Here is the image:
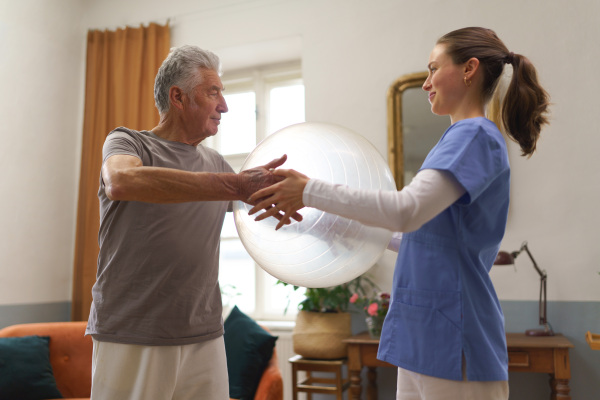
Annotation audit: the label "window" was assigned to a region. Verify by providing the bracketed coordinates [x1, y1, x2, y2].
[207, 62, 306, 320]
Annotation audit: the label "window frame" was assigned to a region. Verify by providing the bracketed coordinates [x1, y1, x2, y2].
[211, 61, 305, 321]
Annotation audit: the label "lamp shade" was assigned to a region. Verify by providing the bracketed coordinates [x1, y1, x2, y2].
[494, 251, 515, 266]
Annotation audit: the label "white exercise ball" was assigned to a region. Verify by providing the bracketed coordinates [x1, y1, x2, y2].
[233, 122, 396, 288]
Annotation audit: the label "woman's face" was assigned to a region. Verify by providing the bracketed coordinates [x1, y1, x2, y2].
[422, 44, 467, 119]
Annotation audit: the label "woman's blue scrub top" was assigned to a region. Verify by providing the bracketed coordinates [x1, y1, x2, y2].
[377, 117, 510, 381]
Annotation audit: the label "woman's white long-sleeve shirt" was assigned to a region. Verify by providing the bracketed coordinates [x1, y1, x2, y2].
[302, 169, 466, 252]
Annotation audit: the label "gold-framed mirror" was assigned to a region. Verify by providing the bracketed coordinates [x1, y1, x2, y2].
[387, 71, 449, 188]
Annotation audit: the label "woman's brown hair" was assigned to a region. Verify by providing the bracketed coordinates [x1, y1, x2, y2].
[437, 27, 550, 156]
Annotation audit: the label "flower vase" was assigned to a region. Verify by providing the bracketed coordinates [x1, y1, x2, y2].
[365, 315, 384, 339]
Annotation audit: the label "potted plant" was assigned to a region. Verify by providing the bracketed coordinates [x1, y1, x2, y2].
[279, 275, 378, 359]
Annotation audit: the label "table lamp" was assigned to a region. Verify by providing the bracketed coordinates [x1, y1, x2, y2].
[494, 241, 554, 336]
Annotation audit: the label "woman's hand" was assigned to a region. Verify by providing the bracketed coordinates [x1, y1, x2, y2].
[248, 168, 310, 230]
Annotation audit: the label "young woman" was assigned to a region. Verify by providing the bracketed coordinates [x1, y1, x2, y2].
[249, 27, 549, 400]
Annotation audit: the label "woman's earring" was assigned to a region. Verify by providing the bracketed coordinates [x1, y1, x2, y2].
[464, 76, 472, 87]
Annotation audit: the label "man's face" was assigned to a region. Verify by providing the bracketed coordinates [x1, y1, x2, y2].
[184, 69, 228, 141]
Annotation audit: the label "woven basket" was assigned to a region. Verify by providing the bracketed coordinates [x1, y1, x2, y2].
[292, 311, 352, 359]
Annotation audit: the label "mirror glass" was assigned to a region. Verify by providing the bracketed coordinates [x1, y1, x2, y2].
[402, 86, 449, 184]
[387, 72, 450, 187]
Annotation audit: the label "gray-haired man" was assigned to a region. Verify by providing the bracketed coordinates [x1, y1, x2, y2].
[86, 45, 288, 399]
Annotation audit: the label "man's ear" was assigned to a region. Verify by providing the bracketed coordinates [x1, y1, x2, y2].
[169, 86, 185, 111]
[464, 57, 480, 81]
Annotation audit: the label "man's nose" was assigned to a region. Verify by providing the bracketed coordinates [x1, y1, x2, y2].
[218, 95, 228, 113]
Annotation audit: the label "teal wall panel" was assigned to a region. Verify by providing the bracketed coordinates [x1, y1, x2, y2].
[0, 302, 71, 330]
[1, 300, 598, 398]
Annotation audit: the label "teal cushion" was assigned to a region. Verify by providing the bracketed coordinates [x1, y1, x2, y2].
[0, 335, 63, 400]
[224, 306, 278, 400]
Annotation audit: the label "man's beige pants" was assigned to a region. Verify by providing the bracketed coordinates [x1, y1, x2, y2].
[91, 336, 229, 400]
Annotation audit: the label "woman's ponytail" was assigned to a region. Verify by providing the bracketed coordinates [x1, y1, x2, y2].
[502, 54, 550, 157]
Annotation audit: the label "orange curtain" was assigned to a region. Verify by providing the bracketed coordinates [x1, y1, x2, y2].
[71, 23, 170, 321]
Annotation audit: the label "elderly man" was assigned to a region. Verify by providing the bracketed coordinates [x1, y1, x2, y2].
[86, 45, 287, 399]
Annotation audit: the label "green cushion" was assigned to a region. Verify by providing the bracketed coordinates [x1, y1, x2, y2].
[224, 306, 277, 400]
[0, 335, 63, 400]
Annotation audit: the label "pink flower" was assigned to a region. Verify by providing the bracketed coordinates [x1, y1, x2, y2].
[349, 293, 359, 304]
[367, 302, 379, 316]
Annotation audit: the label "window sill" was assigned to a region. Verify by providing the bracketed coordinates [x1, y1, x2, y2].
[257, 319, 295, 332]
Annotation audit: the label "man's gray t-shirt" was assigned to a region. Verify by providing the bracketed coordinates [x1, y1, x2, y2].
[86, 127, 234, 346]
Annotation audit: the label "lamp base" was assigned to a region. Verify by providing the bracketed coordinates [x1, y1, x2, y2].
[525, 324, 554, 336]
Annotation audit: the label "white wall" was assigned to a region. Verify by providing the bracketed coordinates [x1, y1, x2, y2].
[80, 0, 600, 302]
[2, 0, 599, 309]
[0, 0, 85, 305]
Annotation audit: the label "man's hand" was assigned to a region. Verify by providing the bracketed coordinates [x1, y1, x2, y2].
[237, 155, 288, 201]
[238, 155, 303, 224]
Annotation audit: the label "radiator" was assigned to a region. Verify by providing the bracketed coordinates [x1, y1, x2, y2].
[270, 327, 295, 400]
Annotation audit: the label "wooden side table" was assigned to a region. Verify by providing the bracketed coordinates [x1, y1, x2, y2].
[343, 332, 574, 400]
[289, 355, 350, 400]
[506, 333, 574, 400]
[342, 333, 394, 400]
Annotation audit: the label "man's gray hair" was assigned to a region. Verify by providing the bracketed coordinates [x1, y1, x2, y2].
[154, 45, 222, 115]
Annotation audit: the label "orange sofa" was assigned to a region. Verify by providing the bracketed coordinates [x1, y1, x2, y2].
[0, 321, 283, 400]
[0, 321, 91, 399]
